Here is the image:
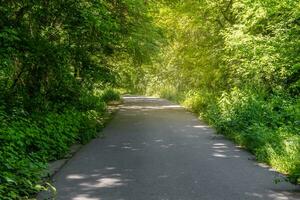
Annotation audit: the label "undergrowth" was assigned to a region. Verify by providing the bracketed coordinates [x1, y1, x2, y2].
[153, 87, 300, 184]
[0, 89, 120, 199]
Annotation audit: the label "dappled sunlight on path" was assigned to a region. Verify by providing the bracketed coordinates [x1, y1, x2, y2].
[38, 96, 300, 200]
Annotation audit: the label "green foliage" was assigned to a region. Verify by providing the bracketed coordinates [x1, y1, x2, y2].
[0, 0, 154, 198]
[0, 104, 106, 199]
[1, 0, 300, 199]
[79, 91, 107, 112]
[212, 89, 300, 184]
[183, 91, 215, 115]
[78, 109, 107, 144]
[100, 88, 121, 103]
[139, 0, 300, 184]
[0, 0, 153, 113]
[149, 86, 181, 102]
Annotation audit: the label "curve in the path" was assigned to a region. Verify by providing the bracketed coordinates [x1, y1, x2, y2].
[38, 96, 300, 200]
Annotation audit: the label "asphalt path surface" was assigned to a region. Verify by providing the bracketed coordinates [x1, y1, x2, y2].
[38, 96, 300, 200]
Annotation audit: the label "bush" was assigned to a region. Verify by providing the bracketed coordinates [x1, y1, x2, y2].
[0, 96, 108, 199]
[157, 86, 181, 102]
[154, 85, 300, 184]
[79, 92, 107, 112]
[78, 110, 105, 144]
[182, 91, 213, 114]
[200, 87, 300, 184]
[0, 116, 47, 199]
[100, 88, 121, 103]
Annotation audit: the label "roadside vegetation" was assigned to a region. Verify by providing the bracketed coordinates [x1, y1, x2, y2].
[140, 0, 300, 184]
[0, 1, 157, 199]
[0, 0, 299, 199]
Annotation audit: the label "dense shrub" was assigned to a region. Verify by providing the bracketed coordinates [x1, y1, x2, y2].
[1, 1, 299, 199]
[100, 88, 121, 103]
[79, 92, 107, 112]
[158, 86, 181, 102]
[0, 94, 108, 199]
[140, 0, 300, 184]
[0, 0, 152, 198]
[156, 87, 300, 184]
[183, 91, 214, 115]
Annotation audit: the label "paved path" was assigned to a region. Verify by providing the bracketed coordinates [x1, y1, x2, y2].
[39, 96, 300, 200]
